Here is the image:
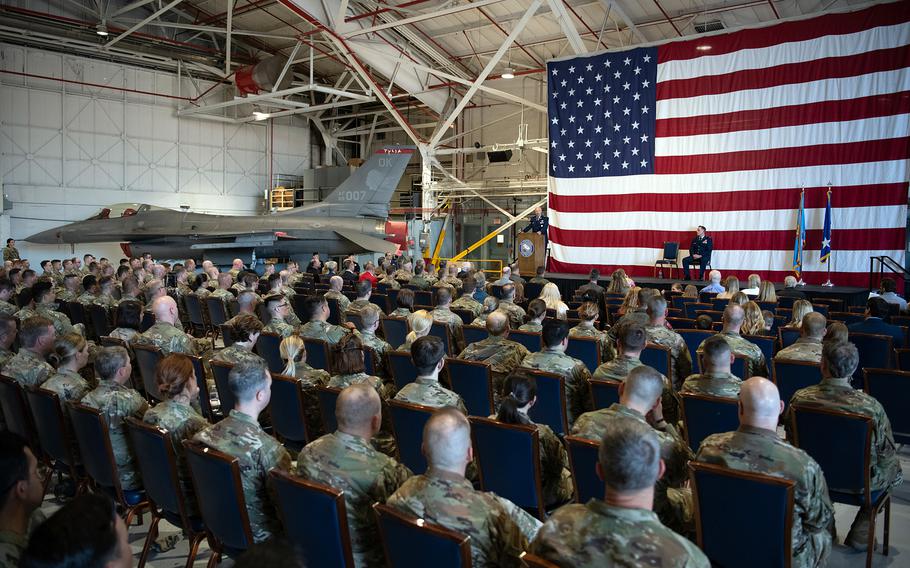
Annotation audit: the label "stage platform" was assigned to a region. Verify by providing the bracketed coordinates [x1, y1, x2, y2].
[544, 272, 870, 309]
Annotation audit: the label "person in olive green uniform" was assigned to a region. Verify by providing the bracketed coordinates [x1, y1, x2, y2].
[42, 333, 91, 405]
[573, 365, 695, 538]
[0, 317, 17, 369]
[2, 316, 56, 389]
[568, 301, 615, 364]
[681, 334, 742, 400]
[408, 265, 431, 291]
[0, 432, 45, 568]
[133, 296, 208, 358]
[450, 276, 482, 319]
[32, 281, 82, 337]
[529, 418, 709, 567]
[696, 304, 766, 378]
[193, 360, 292, 543]
[280, 335, 331, 440]
[497, 283, 527, 330]
[354, 304, 392, 379]
[520, 320, 593, 427]
[430, 288, 465, 353]
[518, 298, 546, 333]
[213, 313, 265, 366]
[325, 276, 351, 321]
[775, 312, 826, 363]
[697, 377, 833, 568]
[299, 296, 352, 346]
[345, 280, 374, 319]
[471, 296, 500, 328]
[0, 279, 17, 316]
[81, 346, 149, 491]
[261, 294, 297, 338]
[788, 342, 903, 551]
[2, 239, 20, 262]
[457, 311, 529, 410]
[296, 384, 412, 568]
[395, 336, 466, 413]
[387, 409, 542, 567]
[645, 296, 693, 389]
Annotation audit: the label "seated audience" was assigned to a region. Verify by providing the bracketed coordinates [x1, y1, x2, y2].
[345, 280, 373, 317]
[324, 275, 351, 314]
[823, 321, 848, 346]
[696, 305, 766, 378]
[756, 280, 778, 303]
[644, 296, 692, 389]
[0, 316, 16, 368]
[740, 300, 766, 336]
[430, 288, 465, 352]
[683, 284, 699, 298]
[569, 301, 614, 363]
[701, 270, 724, 294]
[778, 275, 807, 299]
[606, 269, 631, 296]
[538, 282, 568, 320]
[874, 277, 906, 311]
[450, 276, 482, 318]
[457, 311, 530, 409]
[299, 296, 351, 345]
[716, 276, 739, 300]
[741, 273, 761, 296]
[576, 269, 603, 298]
[279, 335, 331, 438]
[497, 283, 526, 330]
[329, 333, 391, 399]
[108, 300, 142, 343]
[262, 294, 297, 338]
[783, 299, 814, 331]
[395, 336, 465, 412]
[471, 296, 500, 327]
[356, 304, 392, 377]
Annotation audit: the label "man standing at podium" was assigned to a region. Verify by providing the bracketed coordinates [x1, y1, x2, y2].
[682, 226, 713, 280]
[522, 206, 549, 244]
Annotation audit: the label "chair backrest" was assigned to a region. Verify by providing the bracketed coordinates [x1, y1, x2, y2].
[316, 386, 342, 434]
[849, 332, 894, 381]
[381, 317, 409, 349]
[672, 296, 698, 311]
[254, 332, 285, 373]
[685, 302, 713, 319]
[269, 374, 312, 446]
[67, 402, 120, 491]
[302, 338, 332, 373]
[523, 282, 545, 302]
[24, 387, 76, 469]
[452, 309, 474, 326]
[206, 297, 229, 327]
[220, 324, 236, 347]
[414, 290, 433, 307]
[589, 379, 621, 410]
[730, 354, 750, 381]
[524, 370, 569, 436]
[132, 344, 164, 401]
[387, 399, 435, 474]
[743, 335, 773, 373]
[564, 435, 602, 504]
[711, 298, 729, 311]
[508, 329, 542, 352]
[0, 376, 35, 442]
[429, 322, 454, 356]
[469, 417, 544, 519]
[521, 553, 560, 568]
[565, 336, 600, 373]
[689, 462, 794, 568]
[445, 359, 493, 417]
[696, 310, 724, 323]
[680, 393, 740, 452]
[829, 311, 864, 326]
[897, 348, 910, 372]
[370, 294, 389, 315]
[864, 368, 910, 445]
[790, 406, 873, 500]
[89, 304, 113, 338]
[388, 351, 419, 391]
[125, 417, 185, 519]
[666, 317, 696, 330]
[778, 328, 801, 350]
[374, 503, 472, 568]
[461, 326, 489, 346]
[326, 298, 341, 325]
[640, 343, 671, 376]
[346, 312, 364, 331]
[269, 470, 355, 568]
[677, 330, 715, 373]
[66, 301, 86, 326]
[209, 360, 236, 415]
[772, 359, 822, 408]
[183, 440, 254, 552]
[662, 241, 679, 260]
[140, 311, 156, 332]
[183, 294, 206, 328]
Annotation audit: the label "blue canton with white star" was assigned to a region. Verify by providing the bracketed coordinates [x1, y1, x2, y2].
[548, 47, 657, 178]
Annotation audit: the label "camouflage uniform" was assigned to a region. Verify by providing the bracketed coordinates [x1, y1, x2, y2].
[394, 377, 467, 413]
[697, 331, 766, 378]
[176, 283, 193, 298]
[441, 276, 463, 291]
[457, 336, 530, 409]
[346, 299, 373, 317]
[262, 316, 296, 338]
[325, 290, 351, 316]
[133, 321, 195, 356]
[14, 307, 37, 321]
[0, 511, 43, 568]
[142, 400, 209, 516]
[518, 322, 542, 333]
[76, 291, 97, 306]
[529, 500, 709, 568]
[391, 268, 412, 282]
[42, 368, 90, 404]
[508, 412, 574, 506]
[430, 306, 464, 352]
[36, 304, 80, 337]
[498, 300, 527, 330]
[646, 324, 693, 389]
[788, 378, 903, 492]
[296, 431, 412, 567]
[193, 287, 211, 300]
[697, 425, 834, 568]
[571, 402, 694, 537]
[93, 294, 118, 309]
[290, 365, 331, 439]
[389, 308, 411, 318]
[108, 327, 139, 343]
[55, 289, 78, 304]
[193, 410, 292, 543]
[388, 468, 542, 567]
[213, 345, 265, 366]
[529, 277, 551, 286]
[357, 330, 392, 378]
[681, 371, 742, 400]
[408, 275, 431, 290]
[0, 300, 16, 316]
[2, 349, 55, 387]
[593, 355, 681, 426]
[299, 320, 350, 346]
[329, 372, 393, 400]
[379, 276, 401, 290]
[569, 321, 616, 363]
[0, 348, 14, 369]
[210, 288, 234, 303]
[521, 348, 593, 427]
[775, 337, 823, 364]
[81, 380, 149, 491]
[450, 294, 482, 319]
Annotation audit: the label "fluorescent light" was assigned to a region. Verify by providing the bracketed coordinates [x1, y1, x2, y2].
[501, 67, 515, 79]
[696, 45, 712, 51]
[252, 111, 271, 121]
[96, 23, 109, 36]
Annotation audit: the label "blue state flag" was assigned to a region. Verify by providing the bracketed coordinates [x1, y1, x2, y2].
[820, 189, 832, 263]
[792, 190, 806, 276]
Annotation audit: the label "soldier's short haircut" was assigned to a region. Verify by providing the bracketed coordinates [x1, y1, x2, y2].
[638, 288, 660, 305]
[0, 315, 16, 338]
[264, 294, 286, 313]
[21, 269, 35, 281]
[94, 346, 130, 382]
[0, 278, 12, 294]
[577, 302, 598, 321]
[501, 283, 516, 300]
[236, 290, 258, 311]
[485, 310, 510, 336]
[355, 279, 372, 298]
[242, 273, 259, 288]
[460, 276, 476, 294]
[542, 319, 570, 348]
[867, 296, 891, 319]
[723, 304, 745, 326]
[228, 359, 269, 402]
[537, 266, 547, 276]
[81, 275, 97, 290]
[116, 265, 131, 279]
[646, 295, 668, 318]
[98, 276, 114, 289]
[396, 288, 414, 310]
[360, 304, 381, 329]
[303, 296, 327, 320]
[31, 280, 53, 303]
[598, 416, 661, 492]
[881, 277, 897, 293]
[624, 366, 665, 408]
[333, 333, 366, 375]
[435, 287, 452, 305]
[8, 269, 20, 279]
[0, 431, 29, 509]
[144, 279, 163, 302]
[701, 335, 731, 365]
[232, 313, 264, 343]
[822, 340, 859, 378]
[40, 260, 51, 270]
[411, 335, 445, 375]
[617, 322, 647, 351]
[423, 408, 471, 471]
[63, 273, 79, 283]
[329, 275, 343, 291]
[482, 295, 500, 314]
[801, 312, 827, 338]
[335, 384, 380, 431]
[19, 316, 53, 349]
[267, 273, 281, 287]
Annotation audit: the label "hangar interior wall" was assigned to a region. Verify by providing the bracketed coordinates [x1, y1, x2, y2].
[0, 43, 313, 260]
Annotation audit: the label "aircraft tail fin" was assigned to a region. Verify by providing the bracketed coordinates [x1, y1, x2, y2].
[280, 146, 414, 218]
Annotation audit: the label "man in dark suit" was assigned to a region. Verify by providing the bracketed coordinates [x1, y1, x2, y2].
[341, 259, 359, 284]
[682, 226, 713, 280]
[848, 297, 904, 347]
[777, 275, 807, 300]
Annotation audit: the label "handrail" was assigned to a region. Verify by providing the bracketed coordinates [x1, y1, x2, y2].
[869, 255, 910, 291]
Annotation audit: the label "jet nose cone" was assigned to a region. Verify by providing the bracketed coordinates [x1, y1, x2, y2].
[25, 228, 64, 244]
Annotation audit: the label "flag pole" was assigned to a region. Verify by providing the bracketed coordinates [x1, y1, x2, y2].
[822, 183, 834, 287]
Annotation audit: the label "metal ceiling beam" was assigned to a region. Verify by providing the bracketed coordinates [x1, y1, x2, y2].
[109, 19, 299, 40]
[545, 0, 587, 54]
[600, 0, 645, 43]
[177, 84, 313, 115]
[104, 0, 185, 48]
[428, 0, 541, 149]
[273, 40, 303, 91]
[225, 0, 234, 74]
[236, 96, 369, 121]
[109, 0, 160, 17]
[344, 0, 507, 38]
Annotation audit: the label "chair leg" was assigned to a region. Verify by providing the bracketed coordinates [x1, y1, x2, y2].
[137, 512, 162, 568]
[184, 533, 205, 568]
[206, 549, 221, 568]
[883, 497, 891, 556]
[865, 506, 876, 568]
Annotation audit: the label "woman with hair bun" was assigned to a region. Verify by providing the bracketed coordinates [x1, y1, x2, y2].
[43, 333, 91, 404]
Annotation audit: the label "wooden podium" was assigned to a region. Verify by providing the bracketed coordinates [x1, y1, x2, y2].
[516, 232, 546, 276]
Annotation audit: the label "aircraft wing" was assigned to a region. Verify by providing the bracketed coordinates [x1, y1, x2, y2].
[334, 229, 399, 254]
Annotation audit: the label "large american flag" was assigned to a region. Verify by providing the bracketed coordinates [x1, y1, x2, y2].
[547, 2, 910, 286]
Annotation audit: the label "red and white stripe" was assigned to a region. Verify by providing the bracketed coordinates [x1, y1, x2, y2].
[548, 1, 910, 286]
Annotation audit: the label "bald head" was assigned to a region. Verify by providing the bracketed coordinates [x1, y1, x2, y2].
[423, 408, 472, 473]
[722, 304, 745, 331]
[336, 384, 381, 433]
[620, 366, 664, 411]
[152, 295, 178, 323]
[485, 310, 509, 336]
[801, 312, 827, 339]
[739, 377, 782, 429]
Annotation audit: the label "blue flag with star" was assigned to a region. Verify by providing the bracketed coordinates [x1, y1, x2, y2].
[820, 189, 832, 263]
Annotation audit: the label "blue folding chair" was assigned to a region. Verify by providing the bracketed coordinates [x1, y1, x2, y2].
[744, 334, 774, 375]
[667, 317, 696, 329]
[373, 503, 472, 568]
[509, 329, 542, 352]
[210, 360, 236, 416]
[589, 379, 620, 410]
[772, 359, 822, 408]
[461, 325, 489, 347]
[565, 336, 600, 373]
[565, 435, 601, 503]
[445, 359, 493, 417]
[525, 370, 569, 436]
[689, 461, 795, 568]
[864, 368, 910, 445]
[470, 417, 546, 519]
[429, 322, 455, 356]
[387, 399, 435, 474]
[270, 471, 355, 568]
[25, 387, 80, 492]
[849, 333, 894, 382]
[388, 351, 419, 391]
[317, 386, 341, 434]
[326, 298, 342, 325]
[678, 330, 715, 373]
[730, 354, 750, 381]
[640, 343, 671, 376]
[685, 302, 713, 319]
[254, 331, 285, 373]
[679, 393, 740, 452]
[133, 344, 165, 402]
[302, 337, 333, 373]
[672, 296, 698, 311]
[778, 328, 801, 350]
[269, 374, 316, 449]
[381, 317, 409, 349]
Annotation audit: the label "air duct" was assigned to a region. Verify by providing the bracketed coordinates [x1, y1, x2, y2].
[235, 54, 295, 95]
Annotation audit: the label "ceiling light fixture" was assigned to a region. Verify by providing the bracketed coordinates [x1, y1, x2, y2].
[96, 22, 109, 36]
[252, 111, 271, 121]
[696, 45, 712, 51]
[501, 67, 515, 79]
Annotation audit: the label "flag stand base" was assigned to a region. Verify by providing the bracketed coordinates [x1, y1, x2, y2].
[822, 280, 834, 287]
